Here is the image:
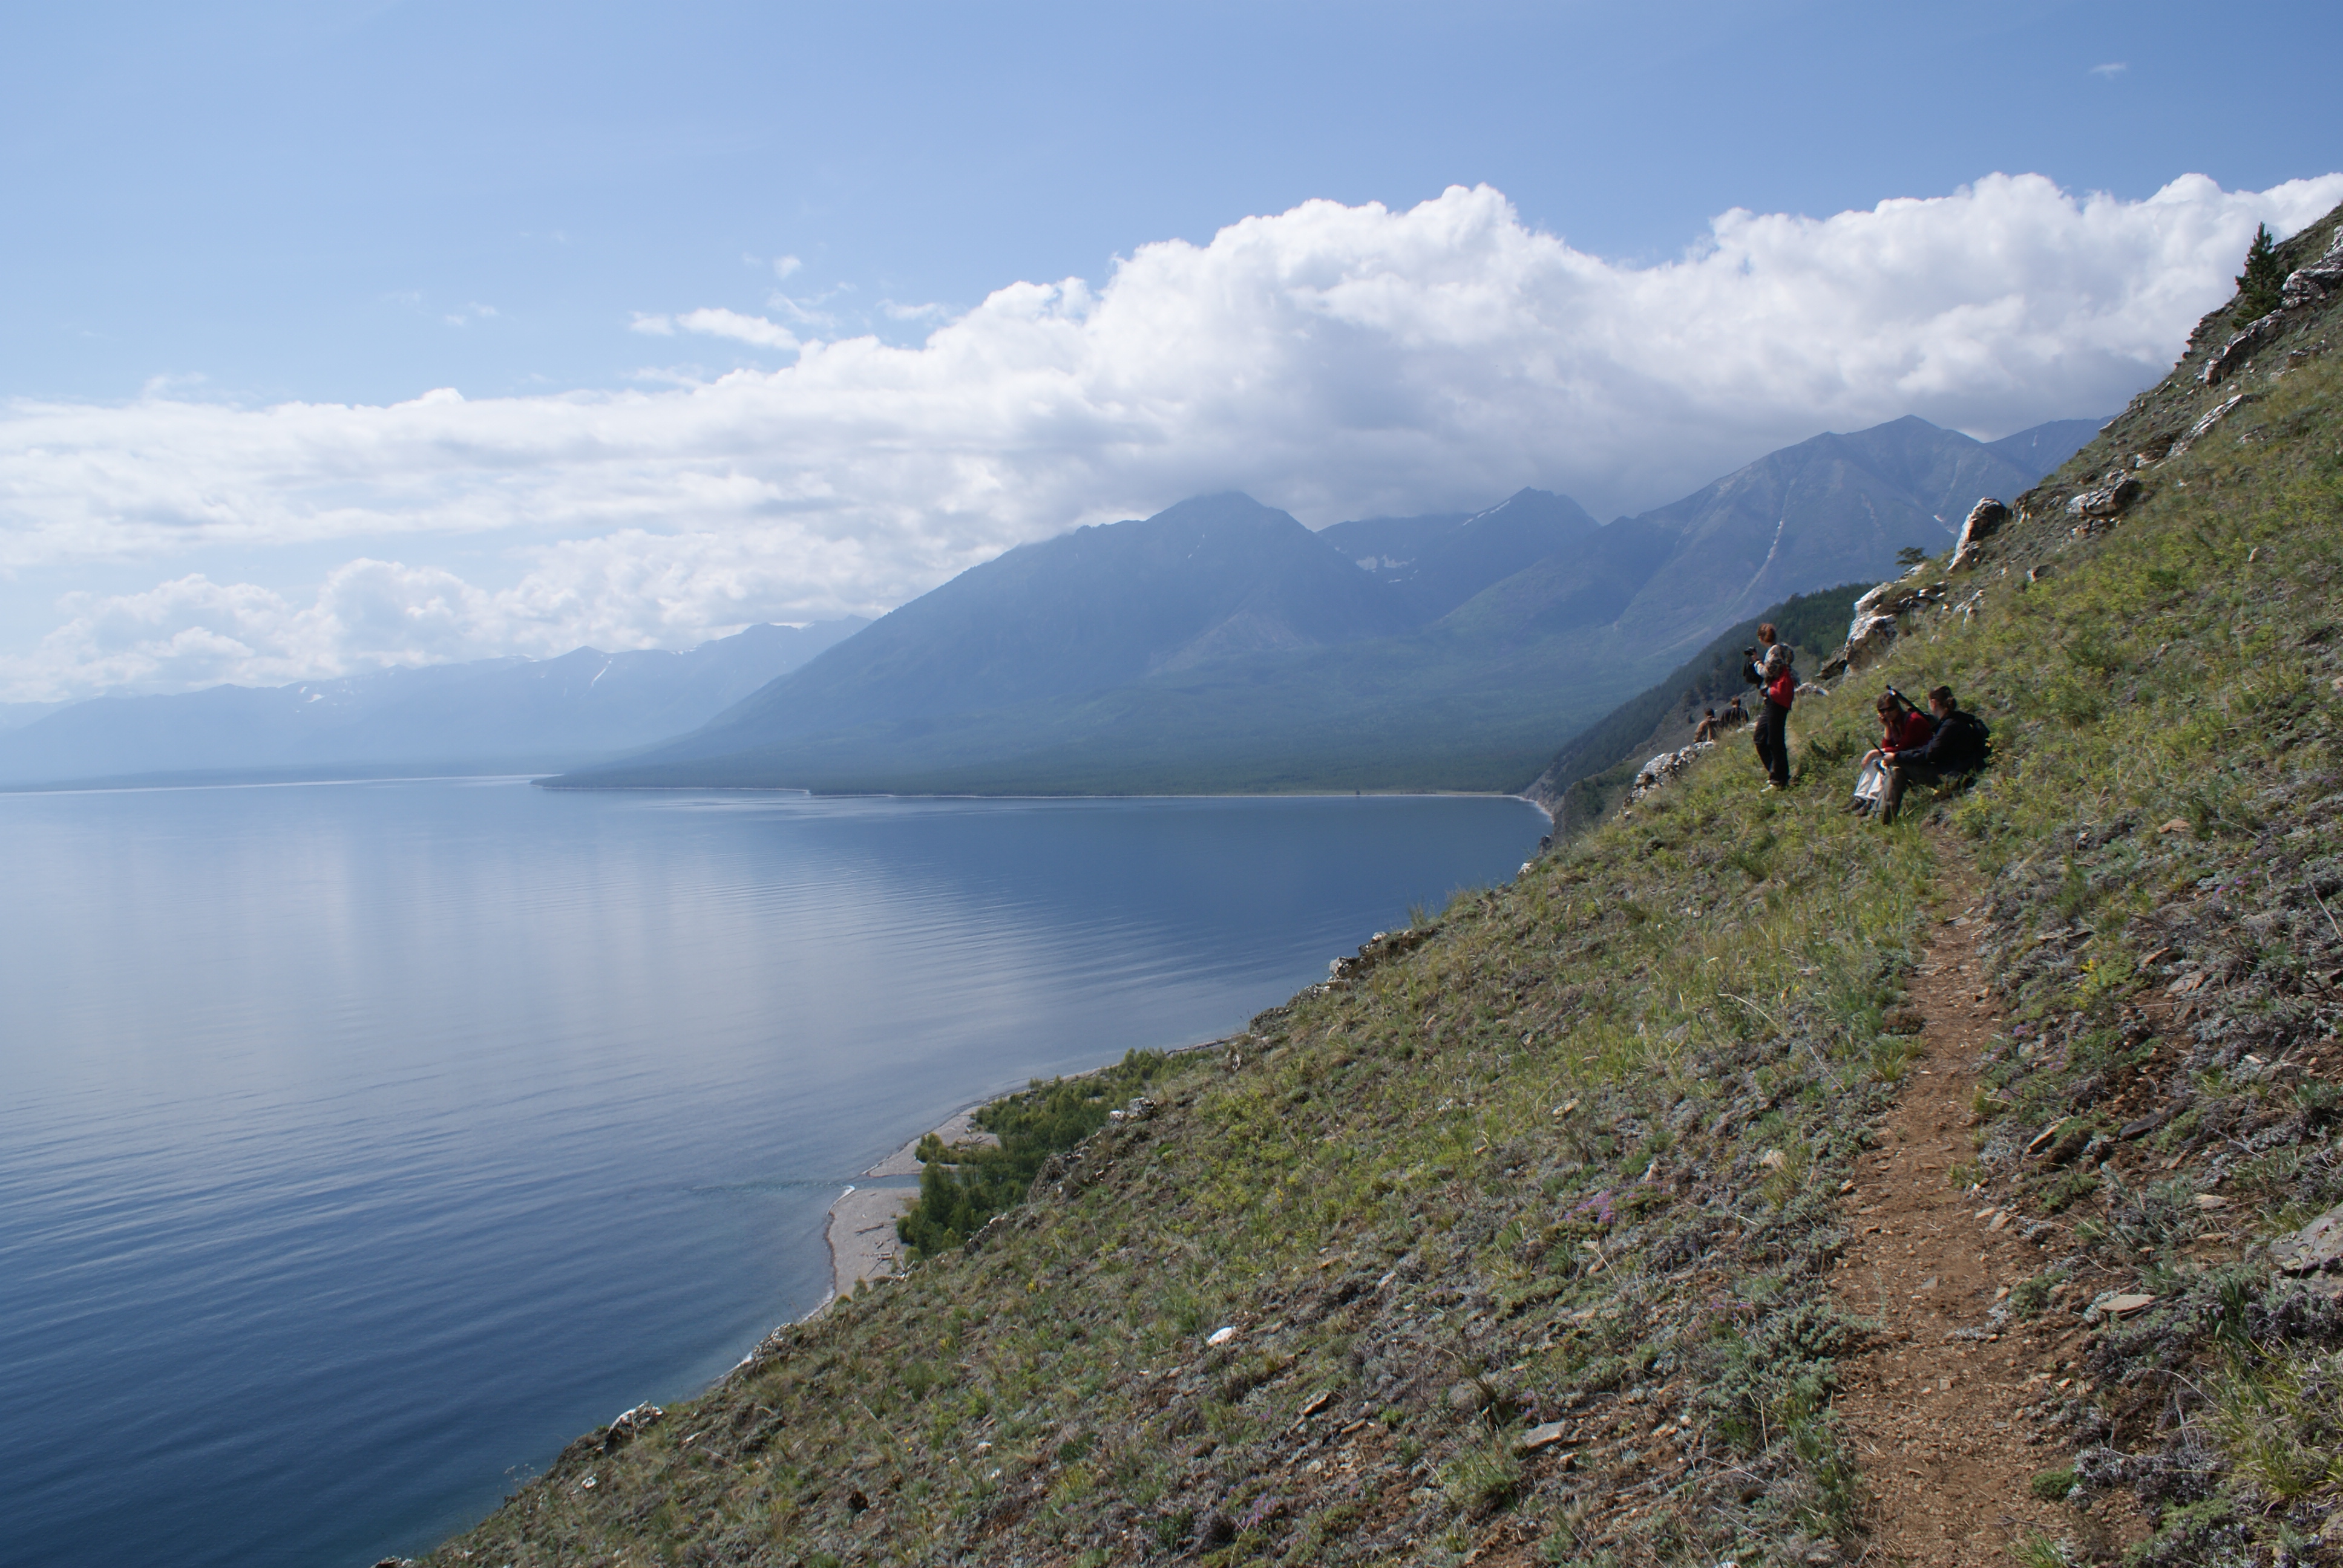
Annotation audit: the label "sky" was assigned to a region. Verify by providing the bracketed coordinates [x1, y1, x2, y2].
[3, 0, 2341, 702]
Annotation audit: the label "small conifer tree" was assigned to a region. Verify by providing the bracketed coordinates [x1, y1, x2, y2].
[2235, 223, 2285, 322]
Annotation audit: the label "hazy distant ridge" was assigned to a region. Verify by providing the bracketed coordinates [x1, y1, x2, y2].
[0, 619, 867, 788]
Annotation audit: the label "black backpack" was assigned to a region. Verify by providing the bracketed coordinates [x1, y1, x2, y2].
[1936, 710, 1991, 772]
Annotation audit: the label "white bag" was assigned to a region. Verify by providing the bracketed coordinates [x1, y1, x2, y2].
[1852, 759, 1886, 811]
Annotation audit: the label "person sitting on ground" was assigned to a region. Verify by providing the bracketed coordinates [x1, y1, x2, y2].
[1692, 707, 1721, 742]
[1753, 643, 1796, 790]
[1719, 695, 1746, 730]
[1879, 685, 1991, 823]
[1851, 690, 1933, 814]
[1861, 689, 1934, 770]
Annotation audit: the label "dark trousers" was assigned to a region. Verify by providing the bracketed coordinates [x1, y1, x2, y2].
[1881, 760, 1950, 823]
[1752, 700, 1790, 786]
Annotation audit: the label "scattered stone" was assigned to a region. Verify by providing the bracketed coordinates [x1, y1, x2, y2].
[1299, 1391, 1332, 1419]
[2194, 1194, 2231, 1210]
[2083, 1292, 2155, 1322]
[601, 1403, 663, 1451]
[1757, 1148, 1787, 1171]
[1328, 926, 1438, 983]
[2158, 818, 2189, 835]
[2270, 1206, 2343, 1275]
[1205, 1325, 1238, 1347]
[1515, 1421, 1569, 1455]
[2119, 1110, 2169, 1140]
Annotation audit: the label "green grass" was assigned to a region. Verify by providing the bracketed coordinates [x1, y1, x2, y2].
[427, 209, 2343, 1568]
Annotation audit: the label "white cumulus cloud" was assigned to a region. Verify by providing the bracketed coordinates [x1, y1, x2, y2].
[4, 171, 2341, 699]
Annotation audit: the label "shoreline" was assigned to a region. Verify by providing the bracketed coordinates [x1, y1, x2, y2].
[811, 1036, 1244, 1312]
[811, 1106, 1000, 1312]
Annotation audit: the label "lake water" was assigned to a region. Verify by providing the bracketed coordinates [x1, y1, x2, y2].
[0, 779, 1544, 1567]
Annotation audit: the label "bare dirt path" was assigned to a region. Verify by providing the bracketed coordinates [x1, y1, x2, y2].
[1827, 840, 2094, 1566]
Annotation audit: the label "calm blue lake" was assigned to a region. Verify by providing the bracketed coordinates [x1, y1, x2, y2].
[0, 779, 1544, 1567]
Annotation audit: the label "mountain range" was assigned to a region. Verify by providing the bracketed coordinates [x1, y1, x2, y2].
[0, 619, 865, 788]
[0, 410, 2100, 795]
[549, 411, 2098, 794]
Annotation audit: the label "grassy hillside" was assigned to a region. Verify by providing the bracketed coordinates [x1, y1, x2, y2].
[426, 206, 2343, 1568]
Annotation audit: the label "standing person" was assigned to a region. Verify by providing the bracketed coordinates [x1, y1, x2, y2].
[1742, 624, 1786, 786]
[1879, 686, 1990, 823]
[1753, 643, 1796, 790]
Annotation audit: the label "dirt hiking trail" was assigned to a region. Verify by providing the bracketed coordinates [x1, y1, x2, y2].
[1827, 836, 2135, 1566]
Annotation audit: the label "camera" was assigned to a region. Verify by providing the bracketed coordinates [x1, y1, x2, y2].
[1742, 647, 1757, 660]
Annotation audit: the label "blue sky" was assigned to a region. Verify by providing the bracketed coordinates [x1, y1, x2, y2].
[2, 0, 2340, 698]
[9, 0, 2336, 405]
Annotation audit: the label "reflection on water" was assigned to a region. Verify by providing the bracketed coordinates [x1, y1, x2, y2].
[0, 780, 1542, 1566]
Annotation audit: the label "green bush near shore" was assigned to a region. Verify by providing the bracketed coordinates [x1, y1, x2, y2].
[897, 1051, 1172, 1256]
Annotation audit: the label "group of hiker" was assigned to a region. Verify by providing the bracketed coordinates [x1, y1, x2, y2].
[1696, 620, 1989, 823]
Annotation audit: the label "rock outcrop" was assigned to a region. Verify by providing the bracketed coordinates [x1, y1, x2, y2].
[2201, 225, 2343, 387]
[2065, 476, 2143, 535]
[2066, 479, 2137, 518]
[2281, 224, 2343, 312]
[2168, 392, 2252, 458]
[1624, 740, 1714, 806]
[1818, 572, 1949, 678]
[2203, 312, 2284, 386]
[1948, 497, 2008, 572]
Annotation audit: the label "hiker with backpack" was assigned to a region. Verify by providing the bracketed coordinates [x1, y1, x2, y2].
[1879, 686, 1991, 823]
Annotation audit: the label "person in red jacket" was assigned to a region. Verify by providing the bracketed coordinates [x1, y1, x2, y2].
[1860, 690, 1935, 772]
[1848, 688, 1933, 814]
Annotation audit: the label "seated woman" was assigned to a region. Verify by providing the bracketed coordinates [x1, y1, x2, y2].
[1852, 691, 1933, 813]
